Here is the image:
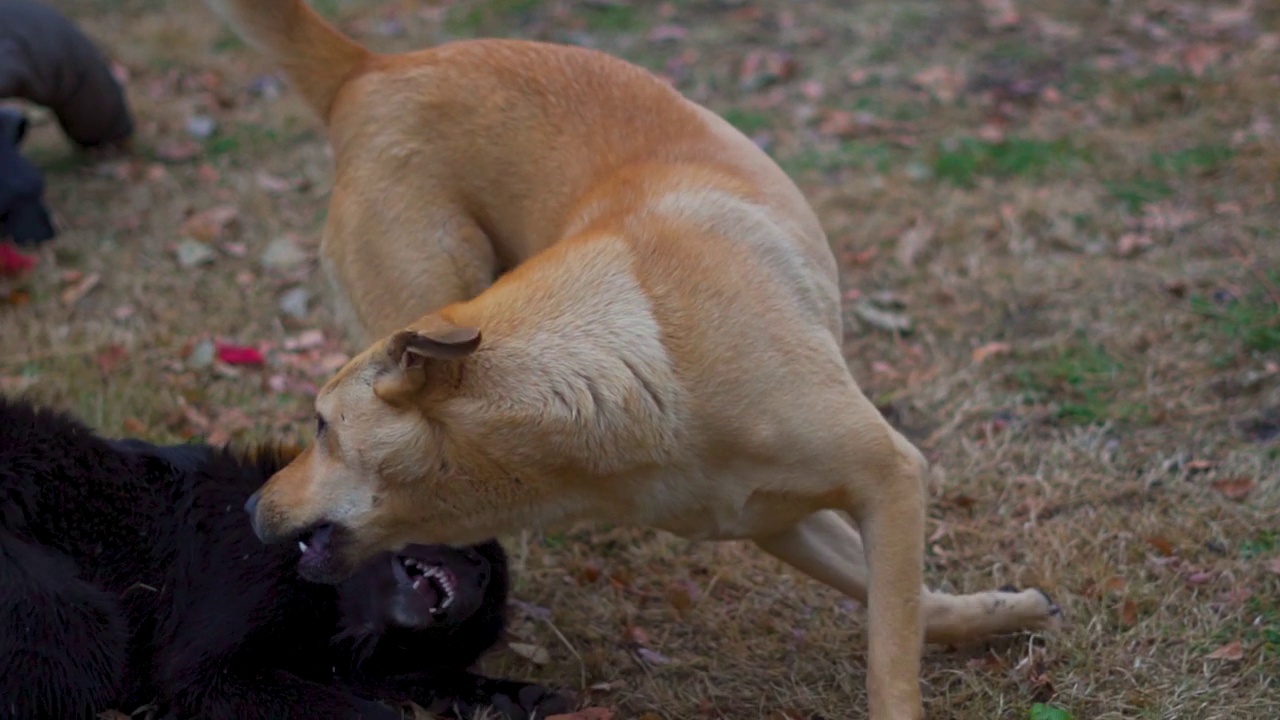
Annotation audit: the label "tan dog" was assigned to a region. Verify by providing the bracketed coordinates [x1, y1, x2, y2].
[210, 2, 1061, 717]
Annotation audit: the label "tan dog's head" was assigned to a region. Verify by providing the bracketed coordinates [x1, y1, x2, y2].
[244, 314, 484, 584]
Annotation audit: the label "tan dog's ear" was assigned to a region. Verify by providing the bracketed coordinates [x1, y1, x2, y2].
[374, 319, 481, 404]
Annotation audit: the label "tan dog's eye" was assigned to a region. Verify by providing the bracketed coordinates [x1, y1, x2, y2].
[316, 414, 328, 437]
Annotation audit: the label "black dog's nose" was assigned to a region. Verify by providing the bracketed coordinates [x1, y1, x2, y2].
[244, 490, 267, 541]
[244, 489, 261, 517]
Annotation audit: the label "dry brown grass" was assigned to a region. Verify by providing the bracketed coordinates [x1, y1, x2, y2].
[4, 0, 1278, 718]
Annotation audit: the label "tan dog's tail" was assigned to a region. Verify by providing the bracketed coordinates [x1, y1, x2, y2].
[205, 0, 370, 121]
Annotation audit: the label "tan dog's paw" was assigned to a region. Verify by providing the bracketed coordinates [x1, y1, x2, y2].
[999, 584, 1064, 632]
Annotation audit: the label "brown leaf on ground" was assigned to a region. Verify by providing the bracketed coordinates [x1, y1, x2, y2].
[895, 219, 935, 267]
[60, 273, 101, 306]
[1117, 233, 1153, 257]
[1266, 557, 1280, 576]
[911, 65, 965, 103]
[1120, 599, 1138, 626]
[180, 205, 240, 242]
[96, 345, 129, 374]
[971, 342, 1011, 363]
[508, 641, 551, 665]
[1182, 43, 1223, 78]
[547, 709, 613, 720]
[1206, 640, 1244, 661]
[1146, 536, 1175, 556]
[1211, 477, 1254, 501]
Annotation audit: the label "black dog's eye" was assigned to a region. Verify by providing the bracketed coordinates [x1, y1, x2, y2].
[315, 414, 328, 437]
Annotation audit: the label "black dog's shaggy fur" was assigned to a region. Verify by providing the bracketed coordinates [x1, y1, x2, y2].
[0, 396, 569, 720]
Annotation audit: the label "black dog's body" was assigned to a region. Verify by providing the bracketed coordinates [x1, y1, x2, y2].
[0, 397, 567, 720]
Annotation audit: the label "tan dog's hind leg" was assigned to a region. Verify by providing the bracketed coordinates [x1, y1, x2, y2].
[754, 511, 1062, 647]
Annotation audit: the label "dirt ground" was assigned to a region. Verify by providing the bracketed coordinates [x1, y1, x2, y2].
[2, 0, 1278, 718]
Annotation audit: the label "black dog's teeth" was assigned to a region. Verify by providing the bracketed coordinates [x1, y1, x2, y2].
[399, 558, 456, 611]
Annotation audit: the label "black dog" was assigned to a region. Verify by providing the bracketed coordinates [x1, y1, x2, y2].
[0, 396, 570, 720]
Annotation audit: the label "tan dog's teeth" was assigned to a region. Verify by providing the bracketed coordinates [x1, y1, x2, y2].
[298, 541, 307, 553]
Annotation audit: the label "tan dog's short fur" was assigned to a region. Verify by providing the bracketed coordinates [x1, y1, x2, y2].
[208, 2, 1061, 717]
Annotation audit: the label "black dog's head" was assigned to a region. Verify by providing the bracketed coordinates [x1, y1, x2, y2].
[338, 540, 509, 634]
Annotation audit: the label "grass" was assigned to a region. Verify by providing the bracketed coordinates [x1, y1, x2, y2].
[5, 0, 1279, 718]
[1190, 272, 1280, 366]
[933, 137, 1081, 186]
[1014, 340, 1137, 425]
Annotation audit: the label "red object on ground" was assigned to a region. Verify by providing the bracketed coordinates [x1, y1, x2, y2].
[215, 343, 266, 366]
[0, 244, 37, 276]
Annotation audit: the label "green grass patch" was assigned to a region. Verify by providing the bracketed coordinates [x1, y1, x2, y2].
[212, 30, 247, 53]
[1030, 705, 1073, 720]
[720, 108, 773, 135]
[203, 123, 287, 157]
[1189, 273, 1280, 365]
[446, 0, 542, 36]
[1150, 144, 1234, 176]
[582, 3, 640, 32]
[1105, 178, 1174, 213]
[933, 137, 1080, 186]
[781, 139, 904, 176]
[1239, 530, 1278, 559]
[1015, 341, 1141, 425]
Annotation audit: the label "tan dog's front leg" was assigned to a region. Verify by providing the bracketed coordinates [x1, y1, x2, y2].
[856, 458, 926, 720]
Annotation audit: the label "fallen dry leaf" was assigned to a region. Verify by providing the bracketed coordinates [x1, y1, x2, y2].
[1117, 233, 1154, 257]
[979, 0, 1020, 29]
[156, 138, 201, 162]
[635, 647, 672, 665]
[1120, 599, 1138, 626]
[1206, 640, 1244, 661]
[1181, 43, 1223, 78]
[122, 417, 148, 435]
[547, 709, 613, 720]
[1211, 477, 1254, 501]
[284, 329, 327, 352]
[0, 244, 37, 277]
[180, 205, 239, 242]
[625, 625, 651, 646]
[255, 170, 300, 194]
[508, 641, 550, 665]
[1266, 557, 1280, 576]
[972, 342, 1012, 363]
[896, 219, 935, 267]
[95, 345, 129, 374]
[60, 273, 101, 306]
[1146, 536, 1175, 556]
[215, 343, 266, 366]
[911, 66, 965, 103]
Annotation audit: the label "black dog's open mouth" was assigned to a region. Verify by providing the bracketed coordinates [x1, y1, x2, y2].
[390, 555, 457, 615]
